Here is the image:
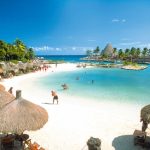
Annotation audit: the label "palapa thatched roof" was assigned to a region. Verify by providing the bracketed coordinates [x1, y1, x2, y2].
[0, 90, 15, 109]
[0, 90, 48, 134]
[141, 104, 150, 123]
[101, 43, 114, 56]
[0, 84, 5, 91]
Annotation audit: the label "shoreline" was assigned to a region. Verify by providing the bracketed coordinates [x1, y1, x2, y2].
[0, 63, 147, 150]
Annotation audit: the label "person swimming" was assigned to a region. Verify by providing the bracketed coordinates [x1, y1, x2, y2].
[76, 77, 80, 80]
[61, 84, 68, 90]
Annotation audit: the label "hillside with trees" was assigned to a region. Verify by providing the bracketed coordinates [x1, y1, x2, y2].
[0, 39, 35, 62]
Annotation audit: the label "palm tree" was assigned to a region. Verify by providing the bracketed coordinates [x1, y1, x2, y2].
[136, 48, 141, 58]
[130, 47, 136, 62]
[125, 48, 130, 59]
[0, 40, 7, 61]
[142, 47, 149, 62]
[93, 46, 100, 56]
[86, 50, 93, 57]
[0, 49, 6, 60]
[148, 49, 150, 56]
[118, 49, 124, 60]
[113, 48, 117, 57]
[14, 39, 26, 60]
[142, 47, 148, 57]
[27, 48, 35, 59]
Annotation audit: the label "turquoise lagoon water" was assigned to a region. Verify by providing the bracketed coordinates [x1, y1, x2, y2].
[37, 55, 87, 62]
[33, 66, 150, 105]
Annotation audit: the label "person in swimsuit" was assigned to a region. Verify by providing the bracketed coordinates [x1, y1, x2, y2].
[61, 83, 68, 90]
[51, 90, 58, 104]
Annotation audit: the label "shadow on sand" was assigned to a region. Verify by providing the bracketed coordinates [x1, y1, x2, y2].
[42, 102, 54, 105]
[112, 135, 143, 150]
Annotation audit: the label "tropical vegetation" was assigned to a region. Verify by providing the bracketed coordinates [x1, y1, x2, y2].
[0, 39, 35, 62]
[86, 43, 150, 63]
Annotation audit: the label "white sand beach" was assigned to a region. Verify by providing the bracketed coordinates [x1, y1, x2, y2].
[0, 63, 148, 150]
[121, 65, 147, 70]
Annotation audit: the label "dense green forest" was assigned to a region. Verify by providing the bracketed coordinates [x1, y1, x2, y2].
[0, 39, 35, 62]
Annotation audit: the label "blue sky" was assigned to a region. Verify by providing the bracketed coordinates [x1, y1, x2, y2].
[0, 0, 150, 55]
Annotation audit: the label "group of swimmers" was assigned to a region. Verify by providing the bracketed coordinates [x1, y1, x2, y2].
[39, 65, 49, 72]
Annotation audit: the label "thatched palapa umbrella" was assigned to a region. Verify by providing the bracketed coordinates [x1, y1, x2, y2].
[0, 90, 48, 134]
[0, 84, 5, 91]
[140, 104, 150, 131]
[0, 89, 15, 109]
[141, 105, 150, 123]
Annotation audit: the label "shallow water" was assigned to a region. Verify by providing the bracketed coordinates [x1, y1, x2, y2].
[33, 66, 150, 105]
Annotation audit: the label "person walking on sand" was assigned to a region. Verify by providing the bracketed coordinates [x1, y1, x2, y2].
[51, 90, 58, 104]
[55, 61, 58, 68]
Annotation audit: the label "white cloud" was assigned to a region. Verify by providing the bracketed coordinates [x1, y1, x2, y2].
[69, 46, 94, 51]
[119, 42, 141, 46]
[122, 19, 126, 23]
[32, 46, 94, 53]
[121, 38, 131, 41]
[88, 39, 96, 42]
[112, 18, 127, 23]
[138, 43, 150, 48]
[32, 46, 54, 51]
[76, 47, 94, 51]
[55, 48, 62, 51]
[72, 47, 77, 51]
[112, 19, 119, 22]
[118, 42, 150, 49]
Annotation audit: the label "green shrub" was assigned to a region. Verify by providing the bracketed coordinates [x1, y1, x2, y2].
[21, 58, 28, 63]
[123, 61, 138, 66]
[10, 60, 18, 64]
[123, 61, 131, 65]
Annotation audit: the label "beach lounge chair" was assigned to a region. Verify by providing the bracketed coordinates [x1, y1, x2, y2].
[24, 139, 45, 150]
[15, 133, 29, 146]
[1, 135, 15, 149]
[133, 130, 146, 147]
